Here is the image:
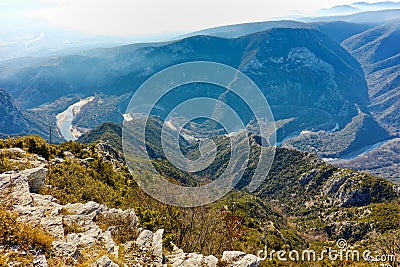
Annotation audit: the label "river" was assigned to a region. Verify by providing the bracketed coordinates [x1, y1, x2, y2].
[56, 96, 95, 141]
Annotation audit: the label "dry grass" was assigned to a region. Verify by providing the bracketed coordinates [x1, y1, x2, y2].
[0, 207, 54, 251]
[0, 207, 54, 266]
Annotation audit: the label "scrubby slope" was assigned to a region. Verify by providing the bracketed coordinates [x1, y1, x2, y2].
[343, 21, 400, 135]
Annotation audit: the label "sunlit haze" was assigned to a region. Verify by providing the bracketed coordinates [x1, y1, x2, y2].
[1, 0, 391, 37]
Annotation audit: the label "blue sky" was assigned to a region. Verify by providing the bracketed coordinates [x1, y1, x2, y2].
[0, 0, 394, 36]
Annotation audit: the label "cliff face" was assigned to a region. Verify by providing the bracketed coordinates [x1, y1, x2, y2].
[0, 88, 31, 135]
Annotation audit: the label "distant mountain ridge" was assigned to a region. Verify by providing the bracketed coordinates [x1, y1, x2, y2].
[342, 21, 400, 135]
[0, 27, 369, 147]
[314, 1, 400, 17]
[178, 20, 314, 39]
[1, 7, 400, 183]
[316, 5, 362, 16]
[302, 9, 400, 23]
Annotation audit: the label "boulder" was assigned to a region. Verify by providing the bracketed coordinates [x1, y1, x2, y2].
[24, 167, 47, 193]
[100, 231, 119, 257]
[33, 255, 48, 267]
[204, 255, 219, 266]
[152, 229, 164, 259]
[63, 201, 105, 215]
[91, 255, 119, 267]
[0, 171, 32, 206]
[99, 208, 138, 231]
[136, 229, 153, 248]
[53, 241, 82, 260]
[221, 251, 259, 267]
[71, 225, 102, 247]
[166, 243, 218, 267]
[16, 205, 46, 225]
[65, 233, 81, 247]
[31, 193, 62, 216]
[4, 147, 26, 155]
[40, 216, 64, 239]
[63, 151, 75, 159]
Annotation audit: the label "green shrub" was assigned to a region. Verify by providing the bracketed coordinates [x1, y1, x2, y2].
[0, 136, 50, 159]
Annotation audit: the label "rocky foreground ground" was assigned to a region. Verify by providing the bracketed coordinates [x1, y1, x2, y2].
[0, 148, 260, 267]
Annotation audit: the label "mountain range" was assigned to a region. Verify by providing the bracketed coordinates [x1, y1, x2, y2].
[1, 130, 399, 265]
[1, 2, 400, 265]
[0, 4, 399, 184]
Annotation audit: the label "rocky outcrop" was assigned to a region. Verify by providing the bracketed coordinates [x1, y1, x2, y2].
[0, 165, 260, 266]
[96, 143, 125, 166]
[92, 255, 119, 267]
[0, 167, 136, 264]
[221, 251, 259, 267]
[322, 170, 397, 207]
[25, 166, 48, 193]
[325, 221, 373, 241]
[33, 255, 48, 267]
[164, 243, 219, 266]
[162, 243, 260, 267]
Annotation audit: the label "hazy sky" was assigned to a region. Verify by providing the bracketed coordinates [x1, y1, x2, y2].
[0, 0, 390, 37]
